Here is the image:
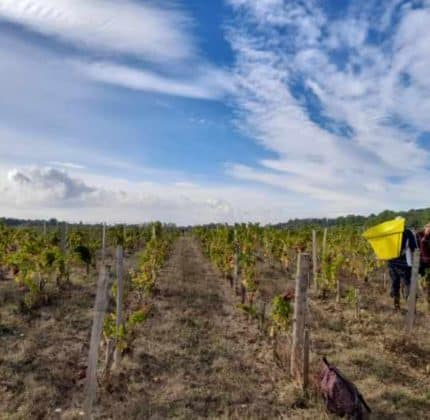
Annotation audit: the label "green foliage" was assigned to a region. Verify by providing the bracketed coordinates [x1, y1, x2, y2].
[109, 225, 125, 246]
[345, 287, 357, 305]
[0, 222, 177, 314]
[103, 313, 117, 339]
[271, 295, 293, 331]
[104, 307, 151, 352]
[103, 223, 175, 358]
[151, 221, 163, 239]
[74, 244, 92, 264]
[319, 252, 345, 292]
[193, 221, 400, 310]
[269, 207, 430, 230]
[131, 230, 175, 296]
[132, 267, 155, 295]
[236, 303, 258, 318]
[128, 309, 149, 326]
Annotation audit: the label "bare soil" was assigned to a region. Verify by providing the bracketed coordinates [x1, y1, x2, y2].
[97, 236, 291, 419]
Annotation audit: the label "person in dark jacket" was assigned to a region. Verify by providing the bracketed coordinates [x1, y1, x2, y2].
[387, 227, 417, 310]
[417, 223, 430, 308]
[417, 224, 430, 269]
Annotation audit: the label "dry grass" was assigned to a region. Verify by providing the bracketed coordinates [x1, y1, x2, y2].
[0, 269, 95, 419]
[299, 278, 430, 419]
[1, 238, 429, 419]
[97, 237, 292, 419]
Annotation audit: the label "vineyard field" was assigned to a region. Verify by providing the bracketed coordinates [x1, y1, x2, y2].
[0, 223, 429, 419]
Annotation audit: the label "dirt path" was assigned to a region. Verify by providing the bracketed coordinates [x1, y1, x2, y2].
[103, 235, 290, 419]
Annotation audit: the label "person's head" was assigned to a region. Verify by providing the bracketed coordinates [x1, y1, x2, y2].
[424, 223, 430, 236]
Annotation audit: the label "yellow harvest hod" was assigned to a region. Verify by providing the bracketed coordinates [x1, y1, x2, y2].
[362, 218, 405, 260]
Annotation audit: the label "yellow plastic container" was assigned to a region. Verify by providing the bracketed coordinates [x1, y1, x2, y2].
[362, 218, 405, 260]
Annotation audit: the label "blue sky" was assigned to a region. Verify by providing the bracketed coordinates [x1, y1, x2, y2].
[0, 0, 429, 224]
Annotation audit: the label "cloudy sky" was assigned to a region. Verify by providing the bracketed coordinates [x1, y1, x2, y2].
[0, 0, 429, 224]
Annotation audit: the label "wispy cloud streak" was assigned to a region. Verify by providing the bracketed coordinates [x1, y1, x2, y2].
[0, 0, 193, 63]
[226, 0, 430, 211]
[76, 61, 235, 100]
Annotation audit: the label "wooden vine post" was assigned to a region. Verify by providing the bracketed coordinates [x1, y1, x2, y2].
[291, 252, 311, 385]
[233, 251, 239, 289]
[84, 266, 110, 418]
[336, 277, 341, 303]
[150, 224, 157, 282]
[60, 222, 67, 254]
[233, 229, 239, 294]
[312, 230, 318, 289]
[113, 245, 124, 370]
[322, 227, 328, 296]
[60, 222, 69, 285]
[406, 250, 421, 335]
[355, 288, 360, 320]
[303, 329, 310, 392]
[101, 223, 106, 263]
[322, 227, 328, 259]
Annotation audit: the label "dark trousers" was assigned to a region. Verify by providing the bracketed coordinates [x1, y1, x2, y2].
[388, 262, 411, 299]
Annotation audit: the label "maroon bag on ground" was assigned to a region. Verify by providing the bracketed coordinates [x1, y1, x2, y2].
[320, 357, 371, 419]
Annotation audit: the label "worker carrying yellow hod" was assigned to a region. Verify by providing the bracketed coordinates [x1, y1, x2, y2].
[363, 217, 417, 310]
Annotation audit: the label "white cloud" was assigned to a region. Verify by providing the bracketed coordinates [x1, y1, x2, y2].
[0, 0, 193, 63]
[1, 162, 424, 224]
[5, 167, 95, 205]
[389, 7, 430, 131]
[0, 165, 307, 224]
[225, 0, 430, 215]
[0, 1, 233, 101]
[48, 161, 86, 170]
[76, 61, 234, 100]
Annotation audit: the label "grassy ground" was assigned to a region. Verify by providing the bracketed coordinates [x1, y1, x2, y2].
[0, 249, 139, 419]
[96, 236, 292, 419]
[1, 237, 429, 419]
[255, 255, 430, 419]
[307, 281, 430, 419]
[0, 265, 96, 419]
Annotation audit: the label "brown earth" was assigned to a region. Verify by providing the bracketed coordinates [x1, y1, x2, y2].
[97, 235, 295, 419]
[0, 249, 138, 420]
[1, 236, 430, 419]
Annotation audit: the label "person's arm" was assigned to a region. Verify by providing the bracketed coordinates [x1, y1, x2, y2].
[406, 229, 418, 252]
[417, 231, 424, 248]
